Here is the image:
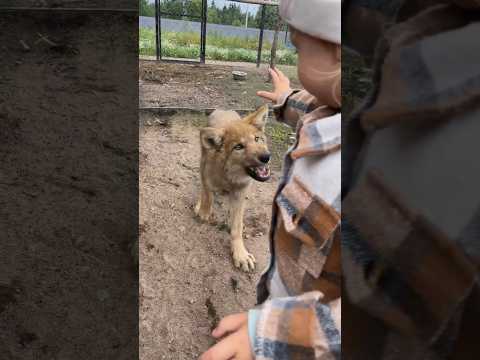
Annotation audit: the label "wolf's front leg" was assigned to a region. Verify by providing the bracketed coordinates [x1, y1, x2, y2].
[229, 190, 255, 272]
[195, 181, 214, 222]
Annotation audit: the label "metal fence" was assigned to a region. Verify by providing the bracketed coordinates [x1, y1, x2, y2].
[148, 0, 284, 66]
[140, 16, 292, 48]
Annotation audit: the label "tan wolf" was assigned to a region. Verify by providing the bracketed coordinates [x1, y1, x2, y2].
[195, 105, 271, 271]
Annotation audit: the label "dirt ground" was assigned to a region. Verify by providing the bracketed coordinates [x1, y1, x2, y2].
[0, 11, 138, 359]
[139, 111, 291, 359]
[139, 60, 300, 110]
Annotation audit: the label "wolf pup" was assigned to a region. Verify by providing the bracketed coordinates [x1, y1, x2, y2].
[195, 105, 271, 271]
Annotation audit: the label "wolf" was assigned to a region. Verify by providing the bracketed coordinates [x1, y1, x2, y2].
[195, 105, 271, 271]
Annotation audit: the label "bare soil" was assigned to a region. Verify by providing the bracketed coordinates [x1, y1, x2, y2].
[0, 11, 138, 359]
[139, 111, 290, 359]
[139, 60, 300, 110]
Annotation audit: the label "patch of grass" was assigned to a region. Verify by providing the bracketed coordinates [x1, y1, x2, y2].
[265, 121, 293, 170]
[139, 27, 297, 65]
[268, 121, 291, 144]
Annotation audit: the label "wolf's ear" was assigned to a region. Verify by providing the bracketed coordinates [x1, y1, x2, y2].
[200, 127, 225, 150]
[244, 104, 268, 131]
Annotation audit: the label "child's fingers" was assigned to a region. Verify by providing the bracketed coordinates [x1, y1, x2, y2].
[212, 313, 247, 338]
[272, 67, 284, 80]
[256, 91, 276, 102]
[275, 68, 289, 84]
[270, 68, 289, 88]
[199, 334, 237, 360]
[268, 68, 280, 85]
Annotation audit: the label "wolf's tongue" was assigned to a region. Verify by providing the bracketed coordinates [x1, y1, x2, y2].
[256, 166, 269, 178]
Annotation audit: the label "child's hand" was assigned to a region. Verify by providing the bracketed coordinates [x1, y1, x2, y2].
[199, 312, 253, 360]
[257, 67, 292, 104]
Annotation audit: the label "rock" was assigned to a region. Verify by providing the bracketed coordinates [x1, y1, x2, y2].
[97, 289, 110, 302]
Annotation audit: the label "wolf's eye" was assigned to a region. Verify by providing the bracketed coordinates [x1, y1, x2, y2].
[255, 136, 260, 142]
[234, 144, 244, 150]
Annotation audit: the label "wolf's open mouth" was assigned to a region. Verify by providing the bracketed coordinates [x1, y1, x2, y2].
[246, 165, 271, 182]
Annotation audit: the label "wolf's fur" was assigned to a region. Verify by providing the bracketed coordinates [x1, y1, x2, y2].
[195, 105, 271, 271]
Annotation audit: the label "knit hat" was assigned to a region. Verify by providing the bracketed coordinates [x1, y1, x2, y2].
[279, 0, 341, 44]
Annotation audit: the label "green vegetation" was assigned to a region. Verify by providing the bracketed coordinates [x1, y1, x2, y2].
[139, 27, 297, 65]
[266, 121, 293, 170]
[140, 0, 287, 31]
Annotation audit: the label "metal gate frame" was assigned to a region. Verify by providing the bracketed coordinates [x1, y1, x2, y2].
[154, 0, 207, 64]
[152, 0, 279, 66]
[228, 0, 279, 67]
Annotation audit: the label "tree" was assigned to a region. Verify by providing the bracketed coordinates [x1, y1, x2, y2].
[186, 0, 202, 17]
[140, 0, 155, 17]
[161, 0, 184, 19]
[208, 4, 220, 24]
[247, 13, 257, 28]
[254, 5, 278, 30]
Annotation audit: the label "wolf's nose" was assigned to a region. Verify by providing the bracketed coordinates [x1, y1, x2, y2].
[259, 153, 271, 164]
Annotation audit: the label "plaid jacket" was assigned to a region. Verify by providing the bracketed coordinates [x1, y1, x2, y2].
[343, 1, 480, 359]
[252, 90, 341, 359]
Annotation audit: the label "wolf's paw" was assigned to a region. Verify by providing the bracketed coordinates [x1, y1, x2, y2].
[194, 202, 212, 222]
[194, 200, 201, 215]
[232, 246, 256, 272]
[198, 212, 212, 222]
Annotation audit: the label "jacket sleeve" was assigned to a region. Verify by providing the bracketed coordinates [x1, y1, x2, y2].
[249, 292, 341, 359]
[273, 89, 319, 129]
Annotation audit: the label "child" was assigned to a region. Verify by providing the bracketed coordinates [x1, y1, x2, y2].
[200, 0, 341, 358]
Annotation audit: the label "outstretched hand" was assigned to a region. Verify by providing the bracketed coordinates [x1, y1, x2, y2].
[199, 313, 253, 360]
[257, 67, 292, 103]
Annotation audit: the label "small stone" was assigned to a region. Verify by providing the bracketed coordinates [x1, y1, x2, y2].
[97, 289, 110, 302]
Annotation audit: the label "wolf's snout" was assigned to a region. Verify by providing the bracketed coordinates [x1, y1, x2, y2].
[259, 153, 271, 164]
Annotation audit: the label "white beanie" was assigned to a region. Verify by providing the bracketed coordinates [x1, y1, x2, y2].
[279, 0, 341, 44]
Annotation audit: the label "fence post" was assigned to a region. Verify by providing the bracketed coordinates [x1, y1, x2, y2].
[256, 4, 266, 68]
[155, 0, 160, 60]
[269, 9, 282, 70]
[200, 0, 207, 63]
